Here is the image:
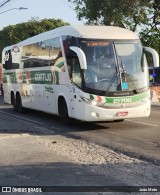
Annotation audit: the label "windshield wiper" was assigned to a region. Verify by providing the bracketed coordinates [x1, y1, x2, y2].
[104, 67, 118, 95]
[120, 60, 139, 94]
[105, 42, 139, 95]
[105, 60, 139, 95]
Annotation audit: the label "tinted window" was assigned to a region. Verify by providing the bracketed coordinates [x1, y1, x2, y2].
[22, 37, 64, 70]
[3, 50, 20, 70]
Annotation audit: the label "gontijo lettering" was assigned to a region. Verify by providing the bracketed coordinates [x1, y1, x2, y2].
[35, 73, 52, 82]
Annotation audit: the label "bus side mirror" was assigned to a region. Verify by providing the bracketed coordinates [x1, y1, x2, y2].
[144, 47, 159, 68]
[70, 46, 87, 69]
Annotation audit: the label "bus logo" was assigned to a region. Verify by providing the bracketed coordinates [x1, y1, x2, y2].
[35, 73, 52, 82]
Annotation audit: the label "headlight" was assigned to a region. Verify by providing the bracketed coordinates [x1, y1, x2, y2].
[80, 96, 104, 107]
[80, 96, 92, 104]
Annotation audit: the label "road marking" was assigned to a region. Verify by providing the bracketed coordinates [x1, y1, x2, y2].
[126, 119, 159, 127]
[0, 111, 44, 126]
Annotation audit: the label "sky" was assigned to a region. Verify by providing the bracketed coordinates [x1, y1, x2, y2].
[0, 0, 84, 30]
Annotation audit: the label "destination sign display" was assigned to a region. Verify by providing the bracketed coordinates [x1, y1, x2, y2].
[86, 42, 109, 47]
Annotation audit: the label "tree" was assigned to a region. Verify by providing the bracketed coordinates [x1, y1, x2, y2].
[0, 18, 69, 61]
[68, 0, 160, 63]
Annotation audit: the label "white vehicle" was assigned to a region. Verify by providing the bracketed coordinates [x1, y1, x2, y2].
[2, 26, 159, 122]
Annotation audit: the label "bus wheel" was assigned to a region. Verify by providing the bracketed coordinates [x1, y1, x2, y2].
[0, 84, 3, 97]
[13, 93, 23, 113]
[11, 92, 15, 105]
[58, 98, 70, 123]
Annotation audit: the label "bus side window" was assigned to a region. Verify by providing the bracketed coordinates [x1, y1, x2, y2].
[12, 63, 19, 69]
[47, 38, 65, 71]
[62, 36, 77, 74]
[24, 61, 30, 68]
[3, 50, 13, 70]
[66, 58, 72, 78]
[72, 62, 82, 88]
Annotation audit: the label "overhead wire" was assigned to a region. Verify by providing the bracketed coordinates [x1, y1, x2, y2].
[60, 0, 75, 10]
[0, 0, 11, 8]
[0, 0, 17, 10]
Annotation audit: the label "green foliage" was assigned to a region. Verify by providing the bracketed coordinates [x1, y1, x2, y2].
[68, 0, 153, 27]
[68, 0, 160, 63]
[0, 18, 69, 61]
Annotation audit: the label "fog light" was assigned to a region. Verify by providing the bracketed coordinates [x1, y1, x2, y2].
[91, 112, 99, 118]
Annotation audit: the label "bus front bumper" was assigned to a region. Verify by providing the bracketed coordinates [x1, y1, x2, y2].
[78, 102, 151, 122]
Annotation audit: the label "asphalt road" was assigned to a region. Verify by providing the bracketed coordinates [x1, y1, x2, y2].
[1, 97, 159, 165]
[0, 96, 160, 194]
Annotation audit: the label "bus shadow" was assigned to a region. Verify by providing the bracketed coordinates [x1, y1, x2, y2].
[0, 96, 124, 137]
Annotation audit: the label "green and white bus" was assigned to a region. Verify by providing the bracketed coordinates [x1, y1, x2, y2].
[2, 26, 159, 122]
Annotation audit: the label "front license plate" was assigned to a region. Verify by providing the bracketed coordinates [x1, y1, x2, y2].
[117, 112, 128, 116]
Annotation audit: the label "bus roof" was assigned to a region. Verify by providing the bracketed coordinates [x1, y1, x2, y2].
[3, 25, 139, 51]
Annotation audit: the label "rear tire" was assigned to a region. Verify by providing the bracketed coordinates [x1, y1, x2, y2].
[0, 84, 3, 97]
[13, 93, 23, 113]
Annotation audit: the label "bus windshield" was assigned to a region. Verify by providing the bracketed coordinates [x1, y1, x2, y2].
[79, 39, 149, 95]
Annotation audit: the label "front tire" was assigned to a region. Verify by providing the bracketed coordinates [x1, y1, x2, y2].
[58, 98, 71, 124]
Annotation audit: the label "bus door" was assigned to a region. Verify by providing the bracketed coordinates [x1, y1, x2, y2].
[43, 85, 55, 112]
[34, 85, 43, 108]
[69, 60, 83, 119]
